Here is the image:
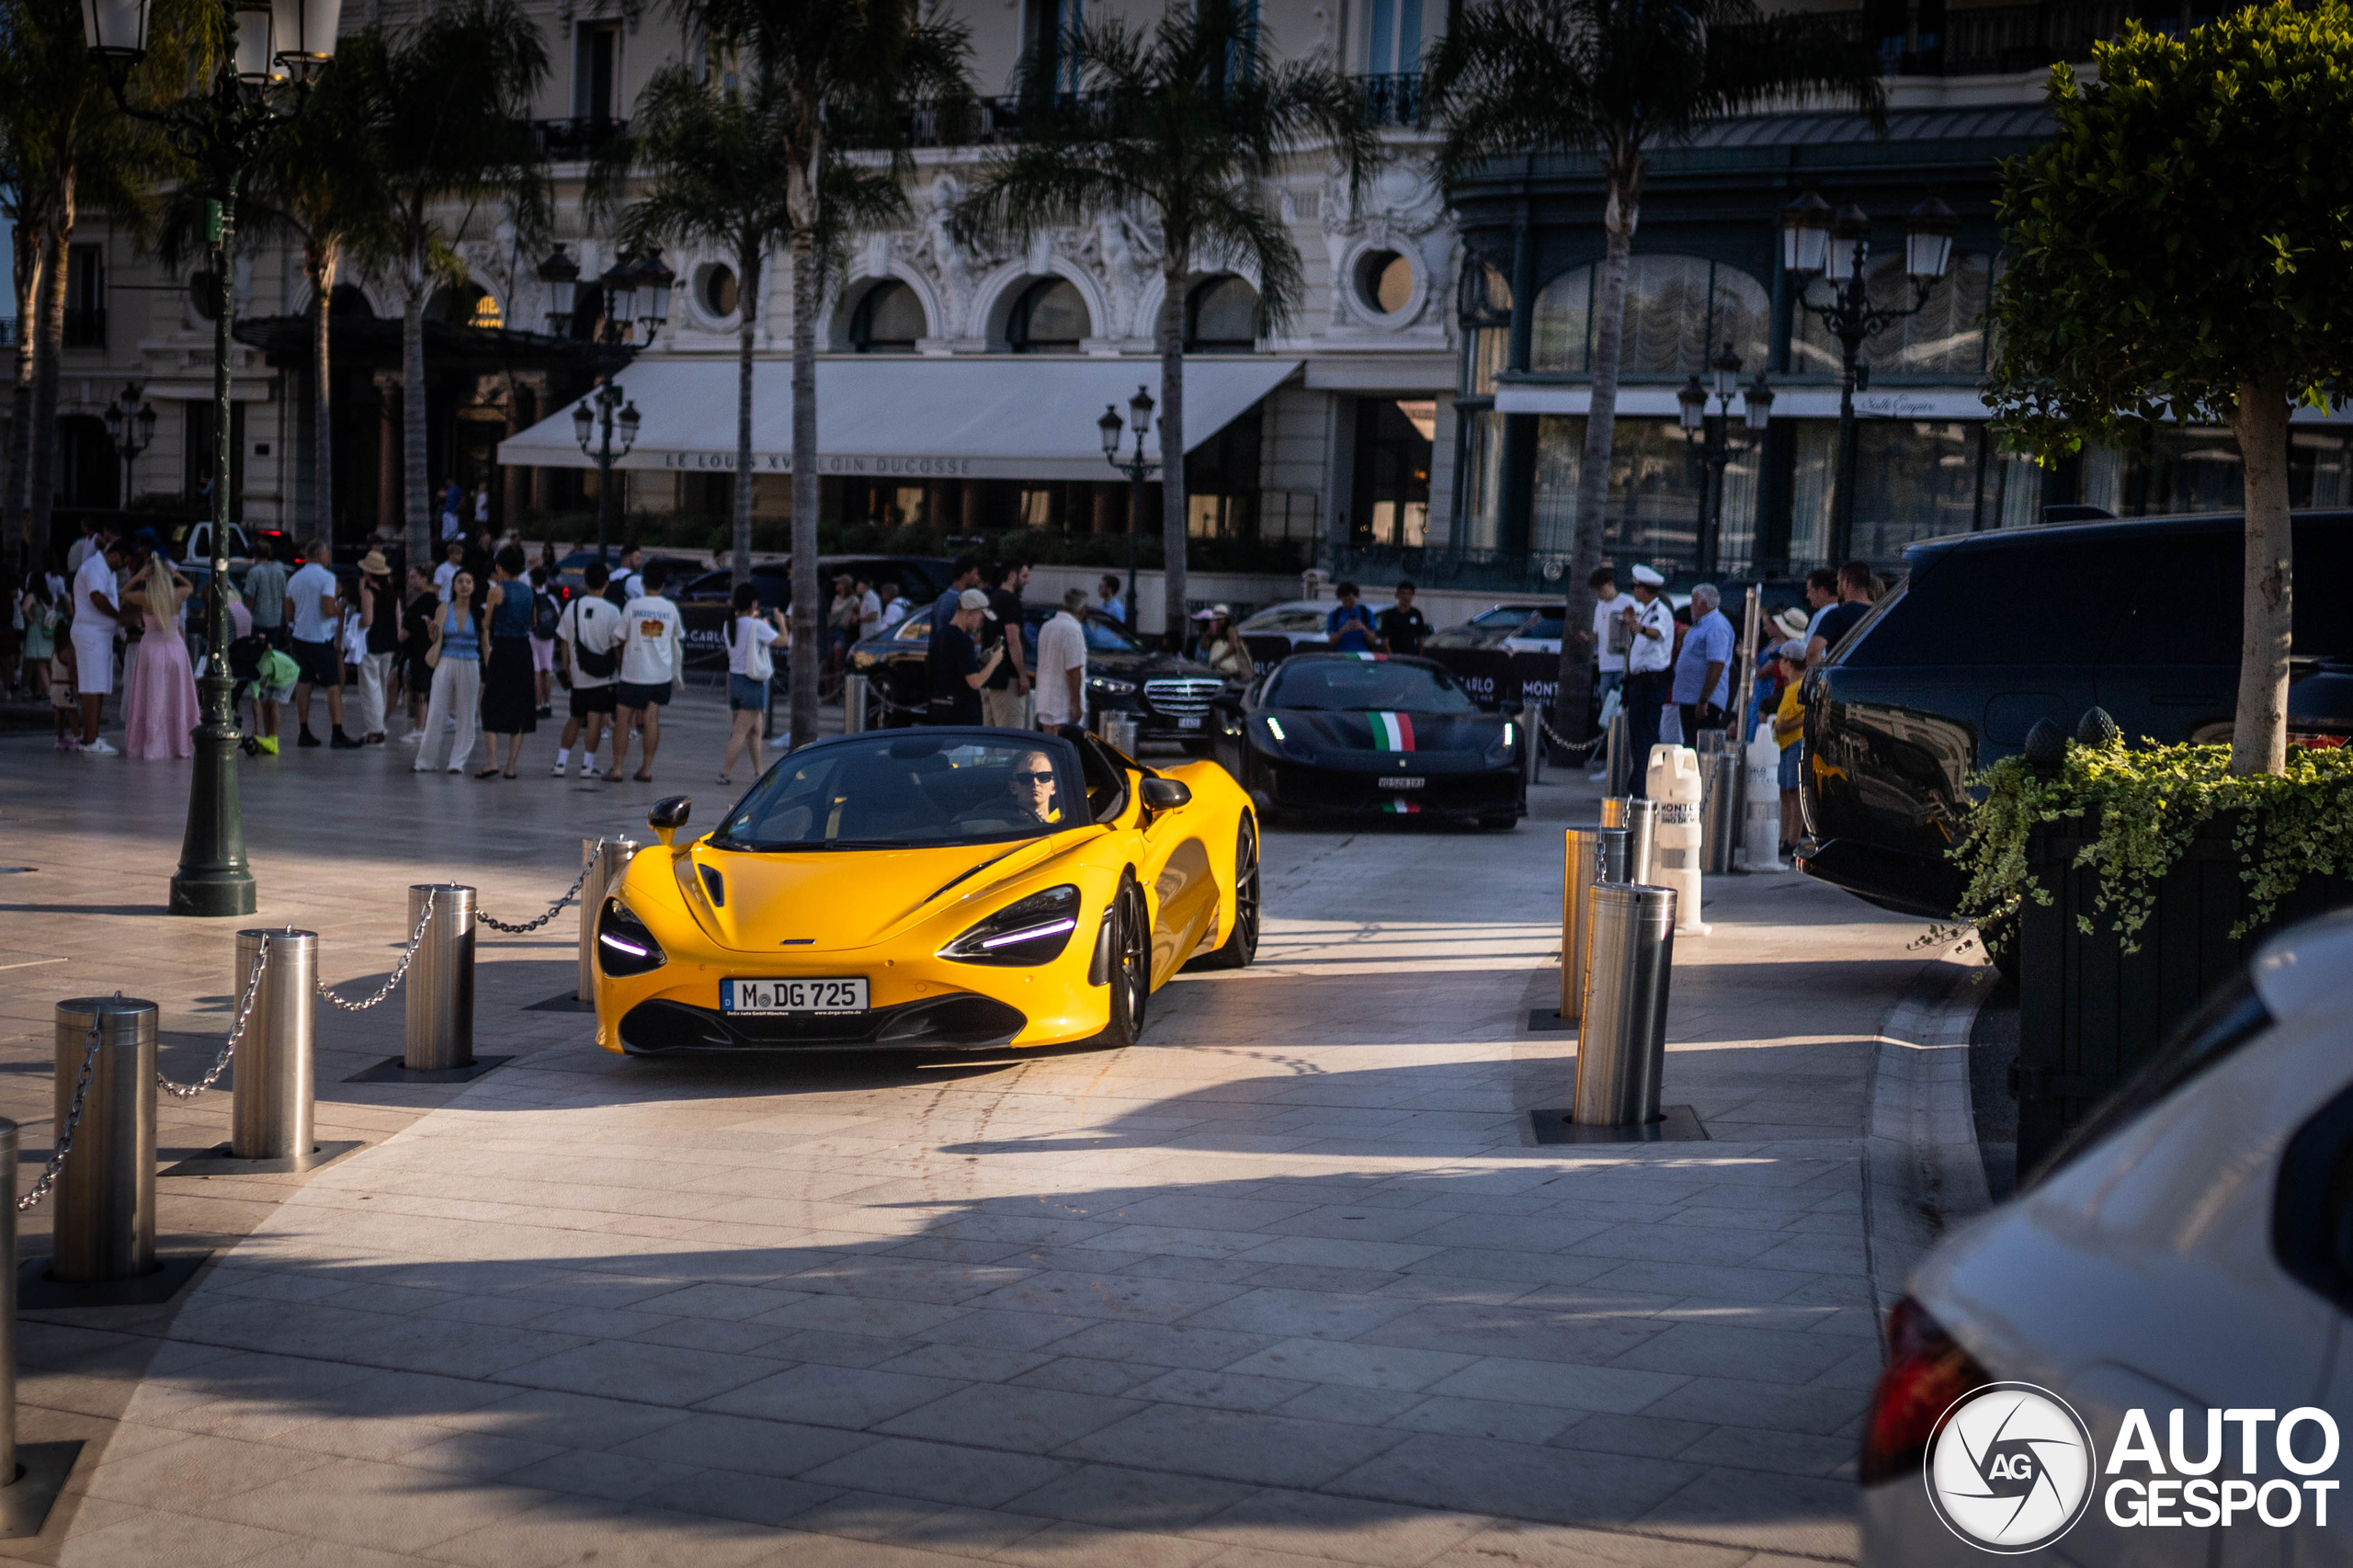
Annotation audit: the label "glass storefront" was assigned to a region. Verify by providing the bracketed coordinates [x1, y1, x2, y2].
[1530, 415, 1762, 572]
[2081, 426, 2353, 517]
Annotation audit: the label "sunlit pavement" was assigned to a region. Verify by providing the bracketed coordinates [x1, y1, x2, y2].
[0, 694, 1929, 1567]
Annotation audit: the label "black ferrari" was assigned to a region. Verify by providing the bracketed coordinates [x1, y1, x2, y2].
[1213, 653, 1526, 828]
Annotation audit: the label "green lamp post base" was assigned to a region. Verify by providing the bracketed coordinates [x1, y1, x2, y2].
[170, 670, 255, 917]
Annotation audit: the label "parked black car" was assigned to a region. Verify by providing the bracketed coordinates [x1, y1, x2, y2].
[1799, 510, 2353, 919]
[847, 603, 1230, 748]
[1213, 652, 1526, 828]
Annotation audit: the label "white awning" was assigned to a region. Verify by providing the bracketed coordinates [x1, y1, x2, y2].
[499, 355, 1301, 482]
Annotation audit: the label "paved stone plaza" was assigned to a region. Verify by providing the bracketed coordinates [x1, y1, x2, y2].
[0, 690, 1961, 1567]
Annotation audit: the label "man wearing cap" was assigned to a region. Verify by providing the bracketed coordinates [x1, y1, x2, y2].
[352, 549, 400, 744]
[1619, 563, 1676, 796]
[930, 587, 1005, 726]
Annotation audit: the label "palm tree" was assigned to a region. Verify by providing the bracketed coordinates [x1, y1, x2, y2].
[589, 59, 803, 590]
[956, 0, 1373, 647]
[156, 70, 389, 552]
[1427, 0, 1886, 745]
[676, 0, 970, 750]
[334, 1, 549, 569]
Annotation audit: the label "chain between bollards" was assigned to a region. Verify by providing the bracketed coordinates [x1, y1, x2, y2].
[1535, 712, 1608, 761]
[16, 1020, 103, 1213]
[476, 861, 595, 936]
[319, 889, 437, 1012]
[156, 934, 272, 1100]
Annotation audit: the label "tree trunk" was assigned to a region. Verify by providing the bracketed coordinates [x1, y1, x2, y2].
[4, 222, 42, 557]
[27, 177, 74, 553]
[2225, 377, 2291, 776]
[788, 227, 820, 750]
[734, 239, 759, 588]
[311, 237, 336, 553]
[402, 255, 430, 570]
[1157, 264, 1187, 650]
[1552, 167, 1638, 748]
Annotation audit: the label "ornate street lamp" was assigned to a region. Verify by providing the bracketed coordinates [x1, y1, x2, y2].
[1782, 189, 1957, 562]
[1676, 344, 1770, 576]
[83, 0, 343, 918]
[1097, 386, 1158, 631]
[543, 249, 671, 563]
[102, 381, 157, 507]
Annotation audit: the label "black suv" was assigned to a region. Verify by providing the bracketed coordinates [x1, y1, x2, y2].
[1800, 511, 2353, 919]
[847, 604, 1231, 750]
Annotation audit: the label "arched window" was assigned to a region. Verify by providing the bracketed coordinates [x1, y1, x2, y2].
[328, 283, 373, 318]
[1529, 256, 1770, 376]
[1007, 276, 1089, 352]
[1793, 252, 1992, 377]
[850, 279, 926, 352]
[1185, 276, 1259, 351]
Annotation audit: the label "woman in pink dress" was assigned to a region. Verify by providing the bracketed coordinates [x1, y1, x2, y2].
[123, 555, 199, 760]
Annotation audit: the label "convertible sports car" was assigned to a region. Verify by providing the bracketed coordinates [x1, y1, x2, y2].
[592, 725, 1259, 1055]
[1213, 652, 1526, 828]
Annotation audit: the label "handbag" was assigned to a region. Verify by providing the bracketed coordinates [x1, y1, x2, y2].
[743, 619, 774, 682]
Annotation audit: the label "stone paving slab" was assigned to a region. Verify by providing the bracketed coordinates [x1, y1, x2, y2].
[0, 701, 1943, 1565]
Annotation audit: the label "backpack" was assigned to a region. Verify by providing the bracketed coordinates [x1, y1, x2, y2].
[531, 589, 560, 641]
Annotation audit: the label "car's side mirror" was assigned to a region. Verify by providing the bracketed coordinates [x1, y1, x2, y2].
[1140, 778, 1191, 811]
[649, 796, 692, 846]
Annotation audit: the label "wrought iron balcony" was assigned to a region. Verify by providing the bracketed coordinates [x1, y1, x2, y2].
[1356, 74, 1425, 130]
[531, 116, 629, 159]
[1824, 0, 2150, 75]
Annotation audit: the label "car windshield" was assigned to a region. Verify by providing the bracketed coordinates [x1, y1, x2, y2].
[1266, 659, 1480, 713]
[1470, 608, 1535, 628]
[712, 733, 1086, 850]
[1511, 611, 1565, 638]
[1243, 608, 1328, 634]
[1082, 616, 1142, 653]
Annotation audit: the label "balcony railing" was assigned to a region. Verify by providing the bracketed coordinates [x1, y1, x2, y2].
[1357, 74, 1425, 129]
[879, 76, 1428, 148]
[62, 308, 105, 348]
[1820, 0, 2156, 75]
[531, 116, 629, 159]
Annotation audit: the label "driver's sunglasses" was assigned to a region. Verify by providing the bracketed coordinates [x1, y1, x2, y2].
[1013, 771, 1056, 786]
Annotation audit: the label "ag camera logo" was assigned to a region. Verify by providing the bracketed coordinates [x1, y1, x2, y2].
[1925, 1383, 2097, 1553]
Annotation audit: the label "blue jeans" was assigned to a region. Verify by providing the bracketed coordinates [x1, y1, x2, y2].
[1622, 670, 1670, 797]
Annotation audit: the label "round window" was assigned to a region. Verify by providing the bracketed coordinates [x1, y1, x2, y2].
[1357, 250, 1414, 316]
[700, 263, 738, 317]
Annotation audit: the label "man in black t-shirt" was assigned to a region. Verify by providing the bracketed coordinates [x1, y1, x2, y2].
[928, 588, 1005, 725]
[1377, 580, 1430, 656]
[981, 560, 1030, 728]
[1805, 560, 1880, 669]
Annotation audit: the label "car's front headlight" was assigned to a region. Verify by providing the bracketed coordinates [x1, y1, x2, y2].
[1087, 676, 1137, 697]
[1487, 720, 1518, 762]
[597, 899, 667, 976]
[939, 884, 1082, 966]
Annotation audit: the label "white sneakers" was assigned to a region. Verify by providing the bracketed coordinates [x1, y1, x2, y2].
[80, 737, 119, 756]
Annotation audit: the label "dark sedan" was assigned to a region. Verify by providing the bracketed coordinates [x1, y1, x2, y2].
[1799, 510, 2353, 921]
[847, 603, 1231, 749]
[1214, 653, 1526, 828]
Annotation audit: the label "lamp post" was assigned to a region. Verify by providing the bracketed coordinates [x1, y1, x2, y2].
[1675, 345, 1772, 577]
[1097, 385, 1157, 629]
[1781, 190, 1957, 563]
[541, 248, 671, 565]
[102, 381, 157, 512]
[84, 0, 343, 918]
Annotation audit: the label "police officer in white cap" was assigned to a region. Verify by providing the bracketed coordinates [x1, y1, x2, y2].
[1618, 563, 1676, 797]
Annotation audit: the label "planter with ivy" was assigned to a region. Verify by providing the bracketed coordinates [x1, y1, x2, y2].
[1943, 721, 2353, 1172]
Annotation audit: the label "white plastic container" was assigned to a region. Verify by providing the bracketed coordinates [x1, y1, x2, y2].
[1739, 730, 1789, 873]
[1644, 744, 1710, 936]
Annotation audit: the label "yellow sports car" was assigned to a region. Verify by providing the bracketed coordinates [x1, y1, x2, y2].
[592, 724, 1260, 1054]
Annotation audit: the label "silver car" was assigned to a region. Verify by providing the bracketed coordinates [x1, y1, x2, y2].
[1860, 906, 2353, 1564]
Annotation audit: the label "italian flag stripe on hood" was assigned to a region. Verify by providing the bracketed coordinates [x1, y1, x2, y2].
[1370, 711, 1415, 751]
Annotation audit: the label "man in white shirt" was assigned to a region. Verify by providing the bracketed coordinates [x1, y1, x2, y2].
[612, 544, 646, 606]
[857, 577, 882, 641]
[285, 540, 353, 747]
[69, 529, 129, 753]
[876, 580, 911, 631]
[552, 561, 622, 778]
[609, 560, 684, 782]
[434, 539, 463, 602]
[1619, 563, 1677, 797]
[1033, 587, 1089, 730]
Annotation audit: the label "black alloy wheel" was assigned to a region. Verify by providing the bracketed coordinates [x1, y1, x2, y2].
[1098, 878, 1151, 1047]
[1198, 814, 1260, 970]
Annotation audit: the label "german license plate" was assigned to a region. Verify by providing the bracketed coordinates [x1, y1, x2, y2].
[1378, 776, 1426, 790]
[722, 978, 868, 1014]
[1177, 714, 1204, 730]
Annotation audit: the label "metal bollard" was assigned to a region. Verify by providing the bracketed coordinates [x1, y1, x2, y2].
[843, 673, 869, 735]
[576, 839, 636, 1002]
[1101, 710, 1139, 756]
[1603, 710, 1632, 797]
[1621, 798, 1658, 885]
[1560, 827, 1606, 1022]
[1699, 748, 1742, 875]
[233, 929, 315, 1161]
[404, 885, 476, 1070]
[1597, 824, 1631, 886]
[50, 998, 158, 1283]
[1570, 884, 1678, 1127]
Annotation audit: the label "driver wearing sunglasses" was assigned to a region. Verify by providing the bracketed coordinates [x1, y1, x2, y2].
[1006, 756, 1062, 826]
